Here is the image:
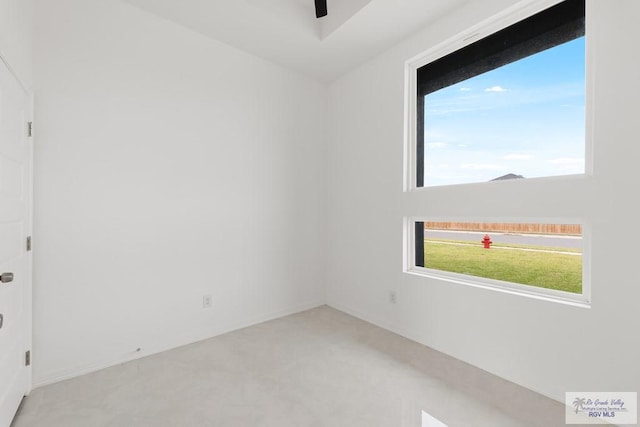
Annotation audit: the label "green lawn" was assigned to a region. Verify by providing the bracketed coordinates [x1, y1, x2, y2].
[428, 239, 582, 253]
[424, 240, 582, 294]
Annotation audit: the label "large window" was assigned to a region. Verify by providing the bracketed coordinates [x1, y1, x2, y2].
[404, 0, 590, 306]
[416, 0, 585, 187]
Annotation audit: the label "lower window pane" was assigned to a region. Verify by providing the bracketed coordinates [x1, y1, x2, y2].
[416, 221, 583, 294]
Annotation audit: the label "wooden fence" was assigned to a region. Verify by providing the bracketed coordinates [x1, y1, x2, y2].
[424, 222, 581, 236]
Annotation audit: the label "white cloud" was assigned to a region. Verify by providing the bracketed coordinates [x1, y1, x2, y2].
[503, 153, 532, 160]
[485, 85, 507, 92]
[460, 87, 472, 92]
[548, 157, 584, 164]
[426, 142, 448, 149]
[460, 163, 504, 170]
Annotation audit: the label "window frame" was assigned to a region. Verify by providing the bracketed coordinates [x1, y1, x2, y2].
[404, 0, 591, 192]
[404, 217, 591, 307]
[402, 0, 593, 307]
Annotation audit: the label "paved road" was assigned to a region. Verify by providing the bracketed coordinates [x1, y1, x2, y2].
[424, 229, 582, 250]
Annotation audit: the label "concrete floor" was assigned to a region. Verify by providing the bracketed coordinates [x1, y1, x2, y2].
[11, 306, 584, 426]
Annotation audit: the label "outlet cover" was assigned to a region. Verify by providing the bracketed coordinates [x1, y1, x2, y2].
[203, 294, 212, 308]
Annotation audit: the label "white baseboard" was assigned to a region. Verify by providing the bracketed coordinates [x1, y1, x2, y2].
[33, 299, 325, 389]
[326, 300, 568, 407]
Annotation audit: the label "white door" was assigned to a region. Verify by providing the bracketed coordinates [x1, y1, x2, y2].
[0, 57, 32, 427]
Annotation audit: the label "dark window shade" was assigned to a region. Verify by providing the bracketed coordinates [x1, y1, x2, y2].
[415, 222, 425, 268]
[417, 0, 585, 97]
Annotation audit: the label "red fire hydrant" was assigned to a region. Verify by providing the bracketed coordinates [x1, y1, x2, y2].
[481, 234, 492, 249]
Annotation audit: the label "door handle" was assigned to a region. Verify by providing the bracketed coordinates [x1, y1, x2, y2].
[0, 313, 3, 329]
[1, 272, 14, 283]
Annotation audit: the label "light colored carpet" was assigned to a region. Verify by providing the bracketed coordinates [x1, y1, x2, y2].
[12, 305, 579, 426]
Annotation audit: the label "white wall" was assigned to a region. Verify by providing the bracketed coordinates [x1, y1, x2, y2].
[27, 0, 640, 399]
[32, 0, 326, 385]
[327, 0, 640, 403]
[0, 0, 33, 89]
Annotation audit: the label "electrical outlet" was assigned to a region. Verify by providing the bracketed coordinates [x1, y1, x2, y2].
[203, 294, 212, 309]
[389, 291, 397, 304]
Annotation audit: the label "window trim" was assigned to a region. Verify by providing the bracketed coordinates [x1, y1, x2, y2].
[403, 217, 591, 308]
[401, 0, 594, 307]
[403, 0, 592, 192]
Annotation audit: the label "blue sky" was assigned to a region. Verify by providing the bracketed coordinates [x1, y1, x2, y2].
[423, 37, 585, 187]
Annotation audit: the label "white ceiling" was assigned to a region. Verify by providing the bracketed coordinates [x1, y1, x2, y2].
[124, 0, 470, 82]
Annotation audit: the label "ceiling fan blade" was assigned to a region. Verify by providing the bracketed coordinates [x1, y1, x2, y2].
[315, 0, 327, 18]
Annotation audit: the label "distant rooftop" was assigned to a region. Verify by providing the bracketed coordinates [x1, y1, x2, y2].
[490, 173, 525, 181]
